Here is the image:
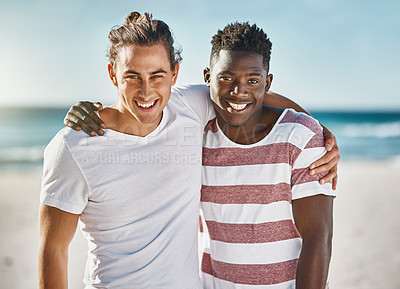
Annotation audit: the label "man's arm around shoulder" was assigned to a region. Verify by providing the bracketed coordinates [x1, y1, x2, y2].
[38, 204, 79, 289]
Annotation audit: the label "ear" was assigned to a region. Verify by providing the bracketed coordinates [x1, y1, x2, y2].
[265, 74, 273, 92]
[171, 62, 180, 86]
[108, 63, 118, 86]
[203, 67, 211, 87]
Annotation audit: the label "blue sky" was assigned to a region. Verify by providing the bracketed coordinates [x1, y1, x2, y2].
[0, 0, 399, 110]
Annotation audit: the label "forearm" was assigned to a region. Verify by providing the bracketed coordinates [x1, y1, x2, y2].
[38, 243, 69, 289]
[263, 91, 311, 115]
[296, 236, 332, 289]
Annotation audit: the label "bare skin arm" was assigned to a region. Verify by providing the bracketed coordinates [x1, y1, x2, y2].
[38, 204, 79, 289]
[292, 194, 334, 289]
[263, 91, 308, 115]
[263, 91, 340, 190]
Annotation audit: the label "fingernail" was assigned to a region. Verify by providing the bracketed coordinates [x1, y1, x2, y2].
[320, 180, 325, 184]
[310, 170, 315, 175]
[310, 164, 315, 169]
[101, 124, 106, 129]
[326, 144, 332, 151]
[99, 130, 104, 136]
[91, 131, 96, 136]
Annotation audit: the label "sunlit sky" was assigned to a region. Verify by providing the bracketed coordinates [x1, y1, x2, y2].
[0, 0, 399, 110]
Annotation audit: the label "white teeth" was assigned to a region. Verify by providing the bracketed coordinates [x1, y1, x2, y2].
[137, 101, 156, 108]
[228, 102, 247, 111]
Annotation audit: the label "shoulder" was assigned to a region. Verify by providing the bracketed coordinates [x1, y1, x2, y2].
[279, 109, 322, 134]
[171, 84, 214, 124]
[45, 127, 90, 156]
[277, 109, 324, 149]
[57, 126, 91, 145]
[169, 83, 207, 109]
[171, 83, 210, 106]
[172, 83, 209, 98]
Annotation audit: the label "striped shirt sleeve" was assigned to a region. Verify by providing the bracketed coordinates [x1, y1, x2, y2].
[290, 113, 335, 200]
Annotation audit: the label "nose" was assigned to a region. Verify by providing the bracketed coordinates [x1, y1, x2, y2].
[138, 80, 152, 99]
[230, 82, 248, 98]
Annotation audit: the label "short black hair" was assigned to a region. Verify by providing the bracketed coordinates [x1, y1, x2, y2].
[210, 22, 272, 71]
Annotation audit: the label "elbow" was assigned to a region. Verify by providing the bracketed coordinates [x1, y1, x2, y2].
[301, 225, 333, 257]
[322, 228, 333, 258]
[38, 237, 69, 269]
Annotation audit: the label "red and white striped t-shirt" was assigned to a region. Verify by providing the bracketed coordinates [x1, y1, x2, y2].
[200, 109, 335, 289]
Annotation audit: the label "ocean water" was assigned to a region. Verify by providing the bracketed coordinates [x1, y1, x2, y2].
[312, 111, 400, 161]
[0, 107, 66, 171]
[0, 107, 399, 171]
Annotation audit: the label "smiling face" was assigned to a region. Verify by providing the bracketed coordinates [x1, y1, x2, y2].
[205, 50, 272, 129]
[108, 44, 179, 129]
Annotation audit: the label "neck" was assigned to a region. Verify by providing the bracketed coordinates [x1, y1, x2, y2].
[100, 102, 161, 137]
[216, 106, 279, 145]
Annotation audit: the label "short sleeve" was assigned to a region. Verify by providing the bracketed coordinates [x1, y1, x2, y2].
[291, 115, 335, 200]
[40, 131, 89, 214]
[172, 84, 215, 128]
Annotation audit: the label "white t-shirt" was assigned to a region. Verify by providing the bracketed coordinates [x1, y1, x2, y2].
[41, 84, 214, 289]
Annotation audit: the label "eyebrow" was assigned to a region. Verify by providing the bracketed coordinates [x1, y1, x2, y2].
[248, 72, 263, 77]
[218, 71, 263, 77]
[124, 69, 168, 75]
[218, 71, 234, 75]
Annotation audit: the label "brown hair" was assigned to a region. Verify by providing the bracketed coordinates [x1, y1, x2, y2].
[107, 12, 182, 70]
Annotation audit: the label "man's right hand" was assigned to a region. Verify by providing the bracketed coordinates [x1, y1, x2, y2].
[64, 101, 106, 136]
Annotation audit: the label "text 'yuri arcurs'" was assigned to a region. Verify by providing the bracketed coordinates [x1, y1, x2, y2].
[82, 152, 201, 164]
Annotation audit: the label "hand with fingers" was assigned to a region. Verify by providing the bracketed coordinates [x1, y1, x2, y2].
[64, 101, 106, 136]
[309, 125, 340, 190]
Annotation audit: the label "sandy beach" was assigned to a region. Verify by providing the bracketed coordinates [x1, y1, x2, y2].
[1, 161, 400, 289]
